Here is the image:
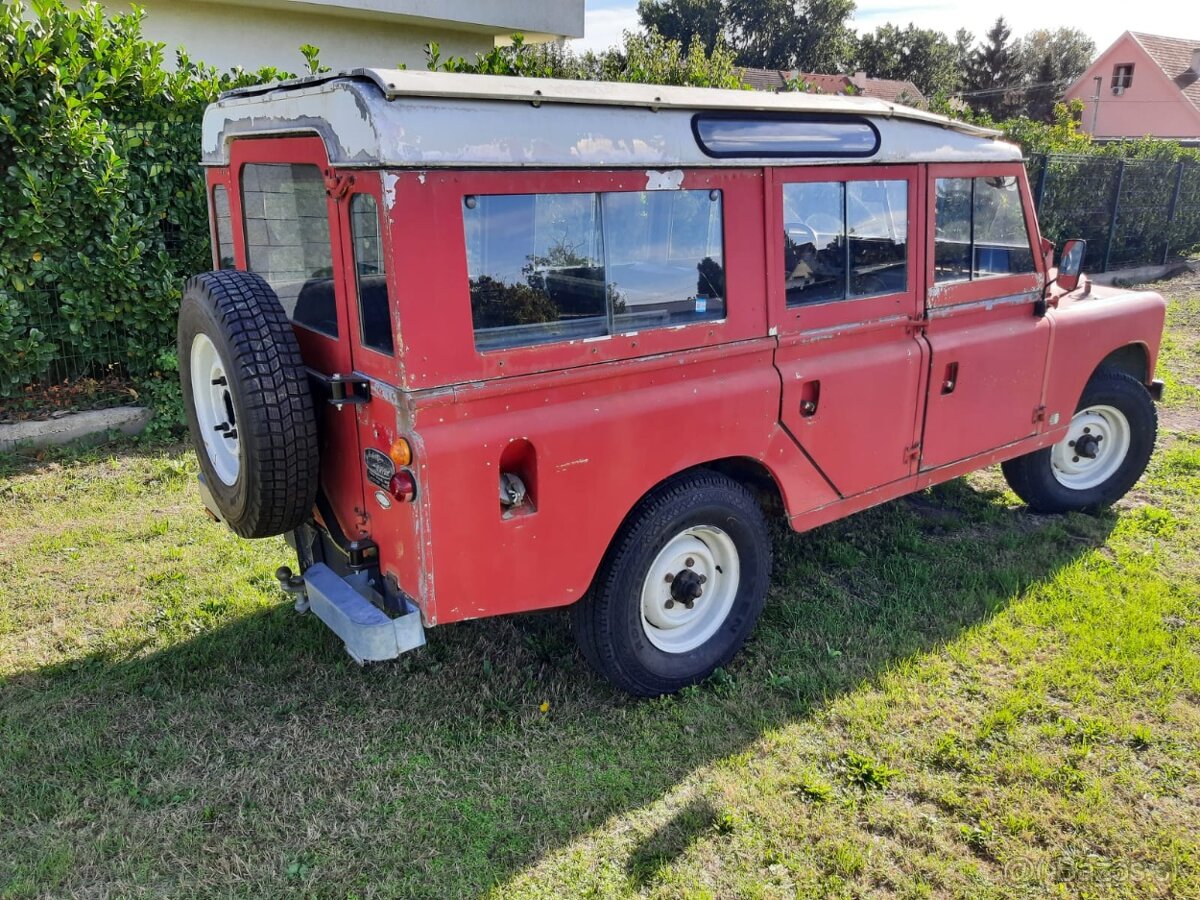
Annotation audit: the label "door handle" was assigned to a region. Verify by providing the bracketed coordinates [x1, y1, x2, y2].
[941, 362, 959, 395]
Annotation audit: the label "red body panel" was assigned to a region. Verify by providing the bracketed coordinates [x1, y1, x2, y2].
[206, 146, 1166, 629]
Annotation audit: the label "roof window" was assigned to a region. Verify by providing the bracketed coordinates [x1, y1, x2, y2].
[692, 113, 880, 159]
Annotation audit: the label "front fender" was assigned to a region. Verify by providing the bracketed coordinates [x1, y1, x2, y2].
[1043, 285, 1167, 424]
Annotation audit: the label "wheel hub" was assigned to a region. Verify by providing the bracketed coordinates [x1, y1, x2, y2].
[1074, 433, 1101, 459]
[640, 527, 740, 654]
[190, 333, 241, 487]
[667, 567, 705, 609]
[1050, 404, 1130, 492]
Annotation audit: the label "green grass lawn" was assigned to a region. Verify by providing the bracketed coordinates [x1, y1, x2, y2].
[2, 273, 1199, 899]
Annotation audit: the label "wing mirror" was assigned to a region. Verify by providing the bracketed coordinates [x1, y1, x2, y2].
[1056, 239, 1086, 293]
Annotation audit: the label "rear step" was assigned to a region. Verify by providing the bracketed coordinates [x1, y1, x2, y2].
[284, 562, 426, 664]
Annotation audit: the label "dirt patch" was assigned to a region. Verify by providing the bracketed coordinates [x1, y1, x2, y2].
[1161, 405, 1200, 434]
[0, 374, 137, 424]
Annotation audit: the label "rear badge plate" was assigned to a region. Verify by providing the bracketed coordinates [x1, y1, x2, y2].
[374, 490, 393, 510]
[364, 448, 395, 491]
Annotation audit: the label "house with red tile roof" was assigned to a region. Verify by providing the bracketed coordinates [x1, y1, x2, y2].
[740, 67, 926, 107]
[1063, 32, 1200, 144]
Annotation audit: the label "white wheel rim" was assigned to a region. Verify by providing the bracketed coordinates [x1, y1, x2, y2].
[1050, 404, 1130, 491]
[190, 333, 241, 486]
[640, 525, 740, 654]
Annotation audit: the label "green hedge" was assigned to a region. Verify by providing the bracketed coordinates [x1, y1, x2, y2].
[0, 0, 287, 411]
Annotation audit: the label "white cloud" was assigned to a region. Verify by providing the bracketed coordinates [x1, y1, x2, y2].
[570, 6, 643, 54]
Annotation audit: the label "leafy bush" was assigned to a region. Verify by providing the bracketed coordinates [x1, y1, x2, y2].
[0, 0, 288, 430]
[425, 29, 746, 89]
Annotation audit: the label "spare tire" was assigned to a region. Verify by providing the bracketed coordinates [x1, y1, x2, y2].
[177, 270, 319, 538]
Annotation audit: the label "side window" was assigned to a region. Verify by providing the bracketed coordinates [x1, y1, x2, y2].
[465, 193, 607, 350]
[782, 179, 908, 306]
[241, 163, 337, 337]
[464, 189, 725, 351]
[934, 176, 1034, 283]
[348, 194, 394, 355]
[604, 190, 725, 330]
[973, 176, 1035, 277]
[211, 185, 235, 270]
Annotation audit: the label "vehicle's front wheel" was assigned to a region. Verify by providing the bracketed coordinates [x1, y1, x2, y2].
[572, 470, 772, 696]
[1001, 368, 1157, 513]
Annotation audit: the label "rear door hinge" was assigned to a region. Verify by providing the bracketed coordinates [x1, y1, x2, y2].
[307, 369, 371, 408]
[905, 317, 927, 336]
[1032, 404, 1047, 424]
[904, 443, 921, 462]
[324, 170, 355, 200]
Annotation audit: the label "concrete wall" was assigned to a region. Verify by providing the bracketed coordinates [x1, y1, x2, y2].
[1064, 33, 1200, 140]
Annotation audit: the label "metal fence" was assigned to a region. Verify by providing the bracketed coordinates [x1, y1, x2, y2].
[1027, 154, 1200, 273]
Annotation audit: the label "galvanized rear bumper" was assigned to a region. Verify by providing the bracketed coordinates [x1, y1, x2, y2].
[295, 563, 425, 664]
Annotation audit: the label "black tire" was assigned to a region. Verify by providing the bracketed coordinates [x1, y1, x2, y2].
[1001, 367, 1157, 514]
[178, 270, 319, 538]
[572, 469, 772, 697]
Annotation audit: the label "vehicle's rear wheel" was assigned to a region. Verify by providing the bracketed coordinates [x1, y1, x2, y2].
[178, 270, 319, 538]
[572, 470, 771, 696]
[1001, 368, 1157, 513]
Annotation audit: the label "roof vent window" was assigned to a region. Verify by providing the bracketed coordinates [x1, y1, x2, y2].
[692, 113, 880, 159]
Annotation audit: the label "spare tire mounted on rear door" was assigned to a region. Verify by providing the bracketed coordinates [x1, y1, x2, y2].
[178, 270, 320, 538]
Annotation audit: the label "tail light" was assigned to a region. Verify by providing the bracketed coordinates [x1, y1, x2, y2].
[388, 471, 416, 503]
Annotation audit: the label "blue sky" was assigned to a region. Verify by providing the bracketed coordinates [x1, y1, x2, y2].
[570, 0, 1191, 57]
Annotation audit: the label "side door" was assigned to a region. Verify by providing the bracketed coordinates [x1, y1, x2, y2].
[770, 165, 928, 498]
[230, 138, 368, 540]
[920, 163, 1051, 470]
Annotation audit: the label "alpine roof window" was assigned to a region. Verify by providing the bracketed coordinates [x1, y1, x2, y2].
[693, 113, 880, 159]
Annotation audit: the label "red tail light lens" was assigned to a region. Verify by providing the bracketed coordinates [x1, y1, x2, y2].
[388, 471, 416, 502]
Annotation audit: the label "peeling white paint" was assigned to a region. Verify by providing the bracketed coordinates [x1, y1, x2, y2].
[383, 172, 399, 209]
[417, 172, 426, 185]
[645, 169, 685, 190]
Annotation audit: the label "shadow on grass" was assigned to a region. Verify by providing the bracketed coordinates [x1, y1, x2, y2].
[0, 476, 1117, 898]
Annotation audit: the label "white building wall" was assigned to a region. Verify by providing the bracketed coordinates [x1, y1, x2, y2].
[73, 0, 520, 72]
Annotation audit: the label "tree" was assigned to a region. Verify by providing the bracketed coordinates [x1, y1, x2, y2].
[964, 17, 1021, 118]
[636, 0, 725, 57]
[1015, 28, 1095, 121]
[636, 0, 855, 71]
[854, 23, 962, 96]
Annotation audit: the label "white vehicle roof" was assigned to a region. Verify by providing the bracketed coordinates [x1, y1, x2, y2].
[202, 69, 1023, 169]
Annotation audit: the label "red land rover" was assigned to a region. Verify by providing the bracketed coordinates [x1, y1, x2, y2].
[179, 70, 1166, 696]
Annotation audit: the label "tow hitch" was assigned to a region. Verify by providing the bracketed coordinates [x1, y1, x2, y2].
[276, 564, 426, 664]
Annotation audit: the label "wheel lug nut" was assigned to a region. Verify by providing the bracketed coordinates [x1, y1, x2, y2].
[1083, 427, 1091, 434]
[1068, 440, 1075, 447]
[1073, 456, 1079, 462]
[684, 600, 694, 610]
[699, 575, 707, 584]
[664, 573, 674, 583]
[685, 557, 694, 568]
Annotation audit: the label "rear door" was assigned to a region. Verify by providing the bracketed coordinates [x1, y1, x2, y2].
[920, 163, 1051, 470]
[231, 137, 369, 541]
[770, 165, 928, 498]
